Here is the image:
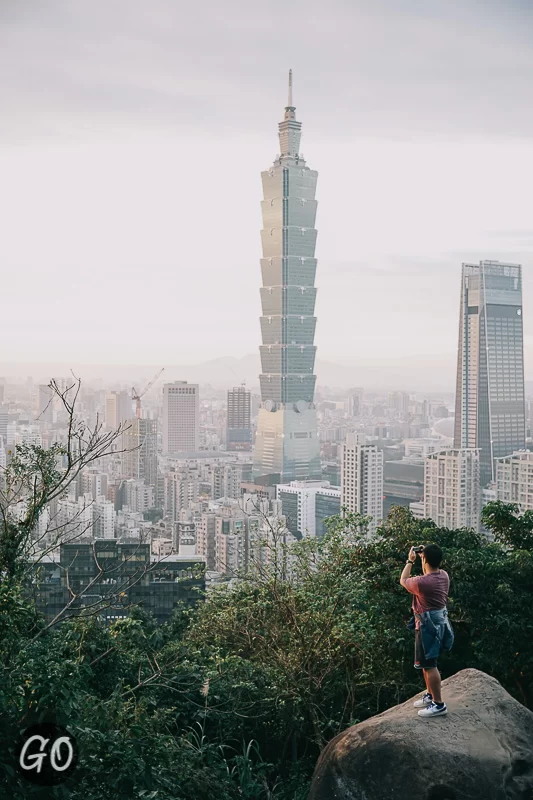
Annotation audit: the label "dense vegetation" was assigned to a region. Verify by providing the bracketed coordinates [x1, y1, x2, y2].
[1, 501, 532, 799]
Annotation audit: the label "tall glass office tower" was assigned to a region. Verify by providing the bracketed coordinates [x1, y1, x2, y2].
[453, 260, 526, 486]
[253, 72, 321, 483]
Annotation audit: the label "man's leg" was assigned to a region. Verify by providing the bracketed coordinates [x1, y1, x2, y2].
[424, 667, 443, 704]
[422, 669, 432, 696]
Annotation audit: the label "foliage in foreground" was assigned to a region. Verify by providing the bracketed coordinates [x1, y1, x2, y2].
[0, 502, 532, 798]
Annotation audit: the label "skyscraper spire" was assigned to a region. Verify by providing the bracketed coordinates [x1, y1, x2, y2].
[287, 69, 293, 109]
[279, 69, 301, 158]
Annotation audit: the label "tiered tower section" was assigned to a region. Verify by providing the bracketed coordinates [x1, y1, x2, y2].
[253, 72, 321, 482]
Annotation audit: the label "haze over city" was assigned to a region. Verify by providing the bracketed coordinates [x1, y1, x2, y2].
[2, 0, 533, 390]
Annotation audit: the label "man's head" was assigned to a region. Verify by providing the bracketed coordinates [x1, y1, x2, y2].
[422, 543, 443, 569]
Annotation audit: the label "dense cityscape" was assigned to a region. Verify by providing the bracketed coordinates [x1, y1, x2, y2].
[0, 73, 530, 628]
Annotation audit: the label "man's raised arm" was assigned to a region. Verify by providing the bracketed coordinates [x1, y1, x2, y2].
[400, 546, 417, 588]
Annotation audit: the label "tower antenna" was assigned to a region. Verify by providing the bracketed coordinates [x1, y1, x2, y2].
[287, 69, 293, 108]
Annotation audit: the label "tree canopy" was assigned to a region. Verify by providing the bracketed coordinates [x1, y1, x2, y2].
[0, 500, 532, 798]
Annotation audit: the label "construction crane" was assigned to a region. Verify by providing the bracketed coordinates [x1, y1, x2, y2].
[132, 368, 165, 419]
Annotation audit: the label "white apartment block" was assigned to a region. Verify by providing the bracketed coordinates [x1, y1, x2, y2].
[276, 481, 341, 539]
[210, 462, 247, 501]
[424, 449, 480, 532]
[115, 509, 146, 541]
[215, 513, 247, 576]
[57, 496, 94, 541]
[123, 479, 155, 514]
[81, 469, 108, 501]
[196, 499, 268, 575]
[58, 493, 115, 541]
[8, 424, 42, 449]
[164, 467, 200, 522]
[92, 496, 115, 539]
[197, 512, 217, 570]
[341, 433, 383, 535]
[162, 382, 200, 455]
[496, 450, 533, 512]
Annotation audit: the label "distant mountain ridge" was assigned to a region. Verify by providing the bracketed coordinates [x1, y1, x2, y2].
[160, 354, 458, 392]
[0, 354, 460, 392]
[5, 355, 533, 394]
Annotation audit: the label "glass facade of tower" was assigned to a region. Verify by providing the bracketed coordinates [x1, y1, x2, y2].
[454, 261, 526, 486]
[253, 74, 321, 482]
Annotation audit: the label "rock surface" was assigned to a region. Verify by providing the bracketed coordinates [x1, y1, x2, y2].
[308, 669, 533, 800]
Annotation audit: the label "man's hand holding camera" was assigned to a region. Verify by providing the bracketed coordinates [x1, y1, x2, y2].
[407, 545, 425, 564]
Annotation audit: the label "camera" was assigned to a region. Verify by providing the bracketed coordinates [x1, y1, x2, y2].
[413, 545, 424, 553]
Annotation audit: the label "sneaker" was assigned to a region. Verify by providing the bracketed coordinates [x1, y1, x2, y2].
[413, 692, 433, 708]
[418, 702, 447, 718]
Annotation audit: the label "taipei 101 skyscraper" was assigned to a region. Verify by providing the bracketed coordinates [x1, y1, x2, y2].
[253, 72, 321, 483]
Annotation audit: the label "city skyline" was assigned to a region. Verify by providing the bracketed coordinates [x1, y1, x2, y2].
[1, 1, 533, 375]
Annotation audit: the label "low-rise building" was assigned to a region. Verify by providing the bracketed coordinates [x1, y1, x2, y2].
[29, 542, 206, 625]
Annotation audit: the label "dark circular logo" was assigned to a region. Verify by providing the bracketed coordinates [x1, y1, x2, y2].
[16, 723, 78, 786]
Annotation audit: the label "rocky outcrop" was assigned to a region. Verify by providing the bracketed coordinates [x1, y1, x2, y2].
[308, 669, 533, 800]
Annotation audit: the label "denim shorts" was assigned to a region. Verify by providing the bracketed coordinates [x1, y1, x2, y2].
[414, 628, 438, 670]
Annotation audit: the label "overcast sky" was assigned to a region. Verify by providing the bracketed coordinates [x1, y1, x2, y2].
[1, 0, 533, 384]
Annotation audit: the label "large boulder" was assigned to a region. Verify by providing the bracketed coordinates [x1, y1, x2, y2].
[308, 669, 533, 800]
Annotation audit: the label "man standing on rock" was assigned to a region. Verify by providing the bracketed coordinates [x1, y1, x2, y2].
[400, 543, 453, 718]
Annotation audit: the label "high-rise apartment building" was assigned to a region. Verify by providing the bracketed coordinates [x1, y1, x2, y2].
[0, 406, 8, 440]
[340, 433, 383, 535]
[210, 462, 252, 501]
[454, 261, 526, 486]
[105, 391, 133, 430]
[388, 392, 410, 416]
[80, 469, 108, 501]
[227, 386, 252, 451]
[347, 389, 364, 418]
[92, 496, 115, 539]
[164, 467, 201, 522]
[122, 479, 155, 514]
[57, 495, 94, 540]
[162, 382, 200, 455]
[496, 450, 533, 513]
[121, 418, 158, 491]
[197, 512, 217, 570]
[424, 449, 480, 532]
[253, 72, 321, 483]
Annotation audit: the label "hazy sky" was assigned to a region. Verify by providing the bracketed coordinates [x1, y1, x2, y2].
[1, 0, 533, 381]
